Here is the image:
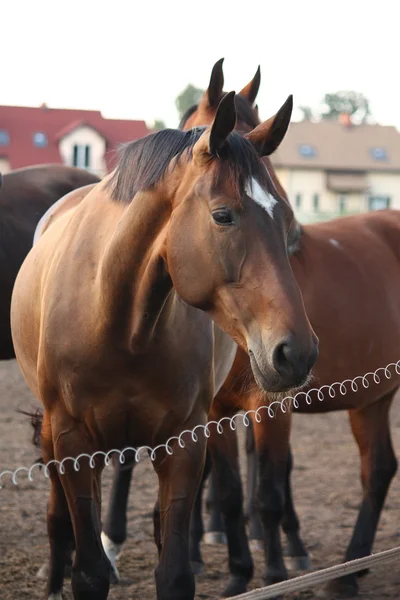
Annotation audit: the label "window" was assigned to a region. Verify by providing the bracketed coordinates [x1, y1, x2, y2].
[73, 144, 91, 169]
[33, 132, 48, 147]
[0, 129, 10, 146]
[313, 193, 320, 211]
[370, 147, 388, 161]
[368, 195, 390, 210]
[295, 193, 302, 209]
[338, 194, 347, 214]
[298, 144, 316, 158]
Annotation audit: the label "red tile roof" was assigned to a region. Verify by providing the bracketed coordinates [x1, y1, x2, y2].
[0, 104, 150, 171]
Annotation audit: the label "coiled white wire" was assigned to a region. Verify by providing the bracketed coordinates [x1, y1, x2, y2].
[1, 359, 400, 489]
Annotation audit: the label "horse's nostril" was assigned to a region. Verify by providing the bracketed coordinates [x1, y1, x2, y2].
[272, 341, 293, 376]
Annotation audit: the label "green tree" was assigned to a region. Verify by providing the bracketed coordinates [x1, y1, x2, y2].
[322, 91, 371, 123]
[299, 106, 314, 121]
[152, 119, 166, 131]
[175, 84, 204, 119]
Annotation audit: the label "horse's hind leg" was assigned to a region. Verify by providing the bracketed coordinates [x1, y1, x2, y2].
[54, 419, 111, 600]
[101, 456, 136, 583]
[41, 412, 74, 599]
[326, 391, 398, 597]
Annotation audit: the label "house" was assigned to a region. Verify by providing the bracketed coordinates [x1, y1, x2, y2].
[271, 114, 400, 222]
[0, 104, 150, 177]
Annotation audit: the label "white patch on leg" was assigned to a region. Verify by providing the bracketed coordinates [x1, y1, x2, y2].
[48, 594, 63, 600]
[245, 177, 277, 218]
[101, 531, 121, 583]
[37, 561, 49, 580]
[329, 238, 341, 248]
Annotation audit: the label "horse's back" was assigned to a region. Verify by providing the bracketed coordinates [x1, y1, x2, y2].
[292, 209, 400, 411]
[34, 183, 97, 243]
[0, 165, 101, 360]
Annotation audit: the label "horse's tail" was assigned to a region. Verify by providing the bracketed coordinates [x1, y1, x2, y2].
[18, 408, 44, 464]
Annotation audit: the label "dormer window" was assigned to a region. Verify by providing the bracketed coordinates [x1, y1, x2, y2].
[298, 144, 316, 158]
[33, 132, 48, 147]
[73, 144, 91, 169]
[370, 147, 388, 161]
[0, 129, 10, 146]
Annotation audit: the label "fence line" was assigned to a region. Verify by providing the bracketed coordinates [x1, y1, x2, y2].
[225, 546, 400, 599]
[1, 358, 400, 489]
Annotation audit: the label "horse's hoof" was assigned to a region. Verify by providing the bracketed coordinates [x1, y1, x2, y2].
[36, 562, 48, 580]
[64, 563, 72, 578]
[356, 568, 369, 578]
[263, 567, 287, 587]
[249, 539, 264, 553]
[110, 566, 121, 585]
[204, 531, 227, 545]
[37, 561, 73, 580]
[191, 561, 204, 576]
[286, 554, 311, 572]
[319, 575, 359, 598]
[221, 574, 248, 597]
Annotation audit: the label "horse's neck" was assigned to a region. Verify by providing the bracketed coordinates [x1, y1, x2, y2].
[99, 188, 173, 348]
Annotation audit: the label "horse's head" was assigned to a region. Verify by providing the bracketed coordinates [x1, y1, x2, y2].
[166, 92, 318, 392]
[181, 58, 261, 134]
[180, 58, 301, 251]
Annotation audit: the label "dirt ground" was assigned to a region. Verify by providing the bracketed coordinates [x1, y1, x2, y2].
[1, 359, 400, 599]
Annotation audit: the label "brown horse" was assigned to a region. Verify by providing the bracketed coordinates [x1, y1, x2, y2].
[0, 164, 100, 361]
[181, 62, 400, 598]
[100, 59, 400, 599]
[11, 95, 318, 600]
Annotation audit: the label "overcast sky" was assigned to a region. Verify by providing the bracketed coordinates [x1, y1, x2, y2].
[2, 0, 398, 129]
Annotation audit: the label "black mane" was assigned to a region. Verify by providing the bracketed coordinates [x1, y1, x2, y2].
[108, 126, 272, 204]
[179, 94, 260, 131]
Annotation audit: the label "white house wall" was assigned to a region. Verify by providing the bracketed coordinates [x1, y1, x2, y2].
[59, 126, 107, 176]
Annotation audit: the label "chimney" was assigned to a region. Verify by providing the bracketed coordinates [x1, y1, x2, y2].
[339, 112, 352, 128]
[40, 102, 49, 111]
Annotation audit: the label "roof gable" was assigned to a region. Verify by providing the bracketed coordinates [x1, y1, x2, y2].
[0, 105, 150, 170]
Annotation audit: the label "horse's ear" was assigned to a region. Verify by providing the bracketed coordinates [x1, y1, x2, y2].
[245, 95, 293, 156]
[239, 66, 261, 105]
[209, 91, 237, 155]
[203, 58, 225, 108]
[193, 92, 237, 161]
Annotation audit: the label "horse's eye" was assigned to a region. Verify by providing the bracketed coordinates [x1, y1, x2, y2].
[212, 208, 235, 226]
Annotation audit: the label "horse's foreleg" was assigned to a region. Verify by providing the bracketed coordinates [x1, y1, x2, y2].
[153, 420, 207, 600]
[208, 421, 253, 598]
[244, 423, 264, 549]
[188, 447, 212, 574]
[281, 447, 311, 571]
[101, 456, 136, 583]
[326, 391, 398, 597]
[203, 458, 227, 545]
[252, 408, 292, 588]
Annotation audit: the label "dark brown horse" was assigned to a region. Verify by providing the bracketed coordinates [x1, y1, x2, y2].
[0, 164, 100, 360]
[12, 96, 317, 600]
[100, 60, 400, 599]
[181, 62, 400, 598]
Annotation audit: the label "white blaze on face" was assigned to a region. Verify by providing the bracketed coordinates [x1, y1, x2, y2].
[245, 177, 277, 219]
